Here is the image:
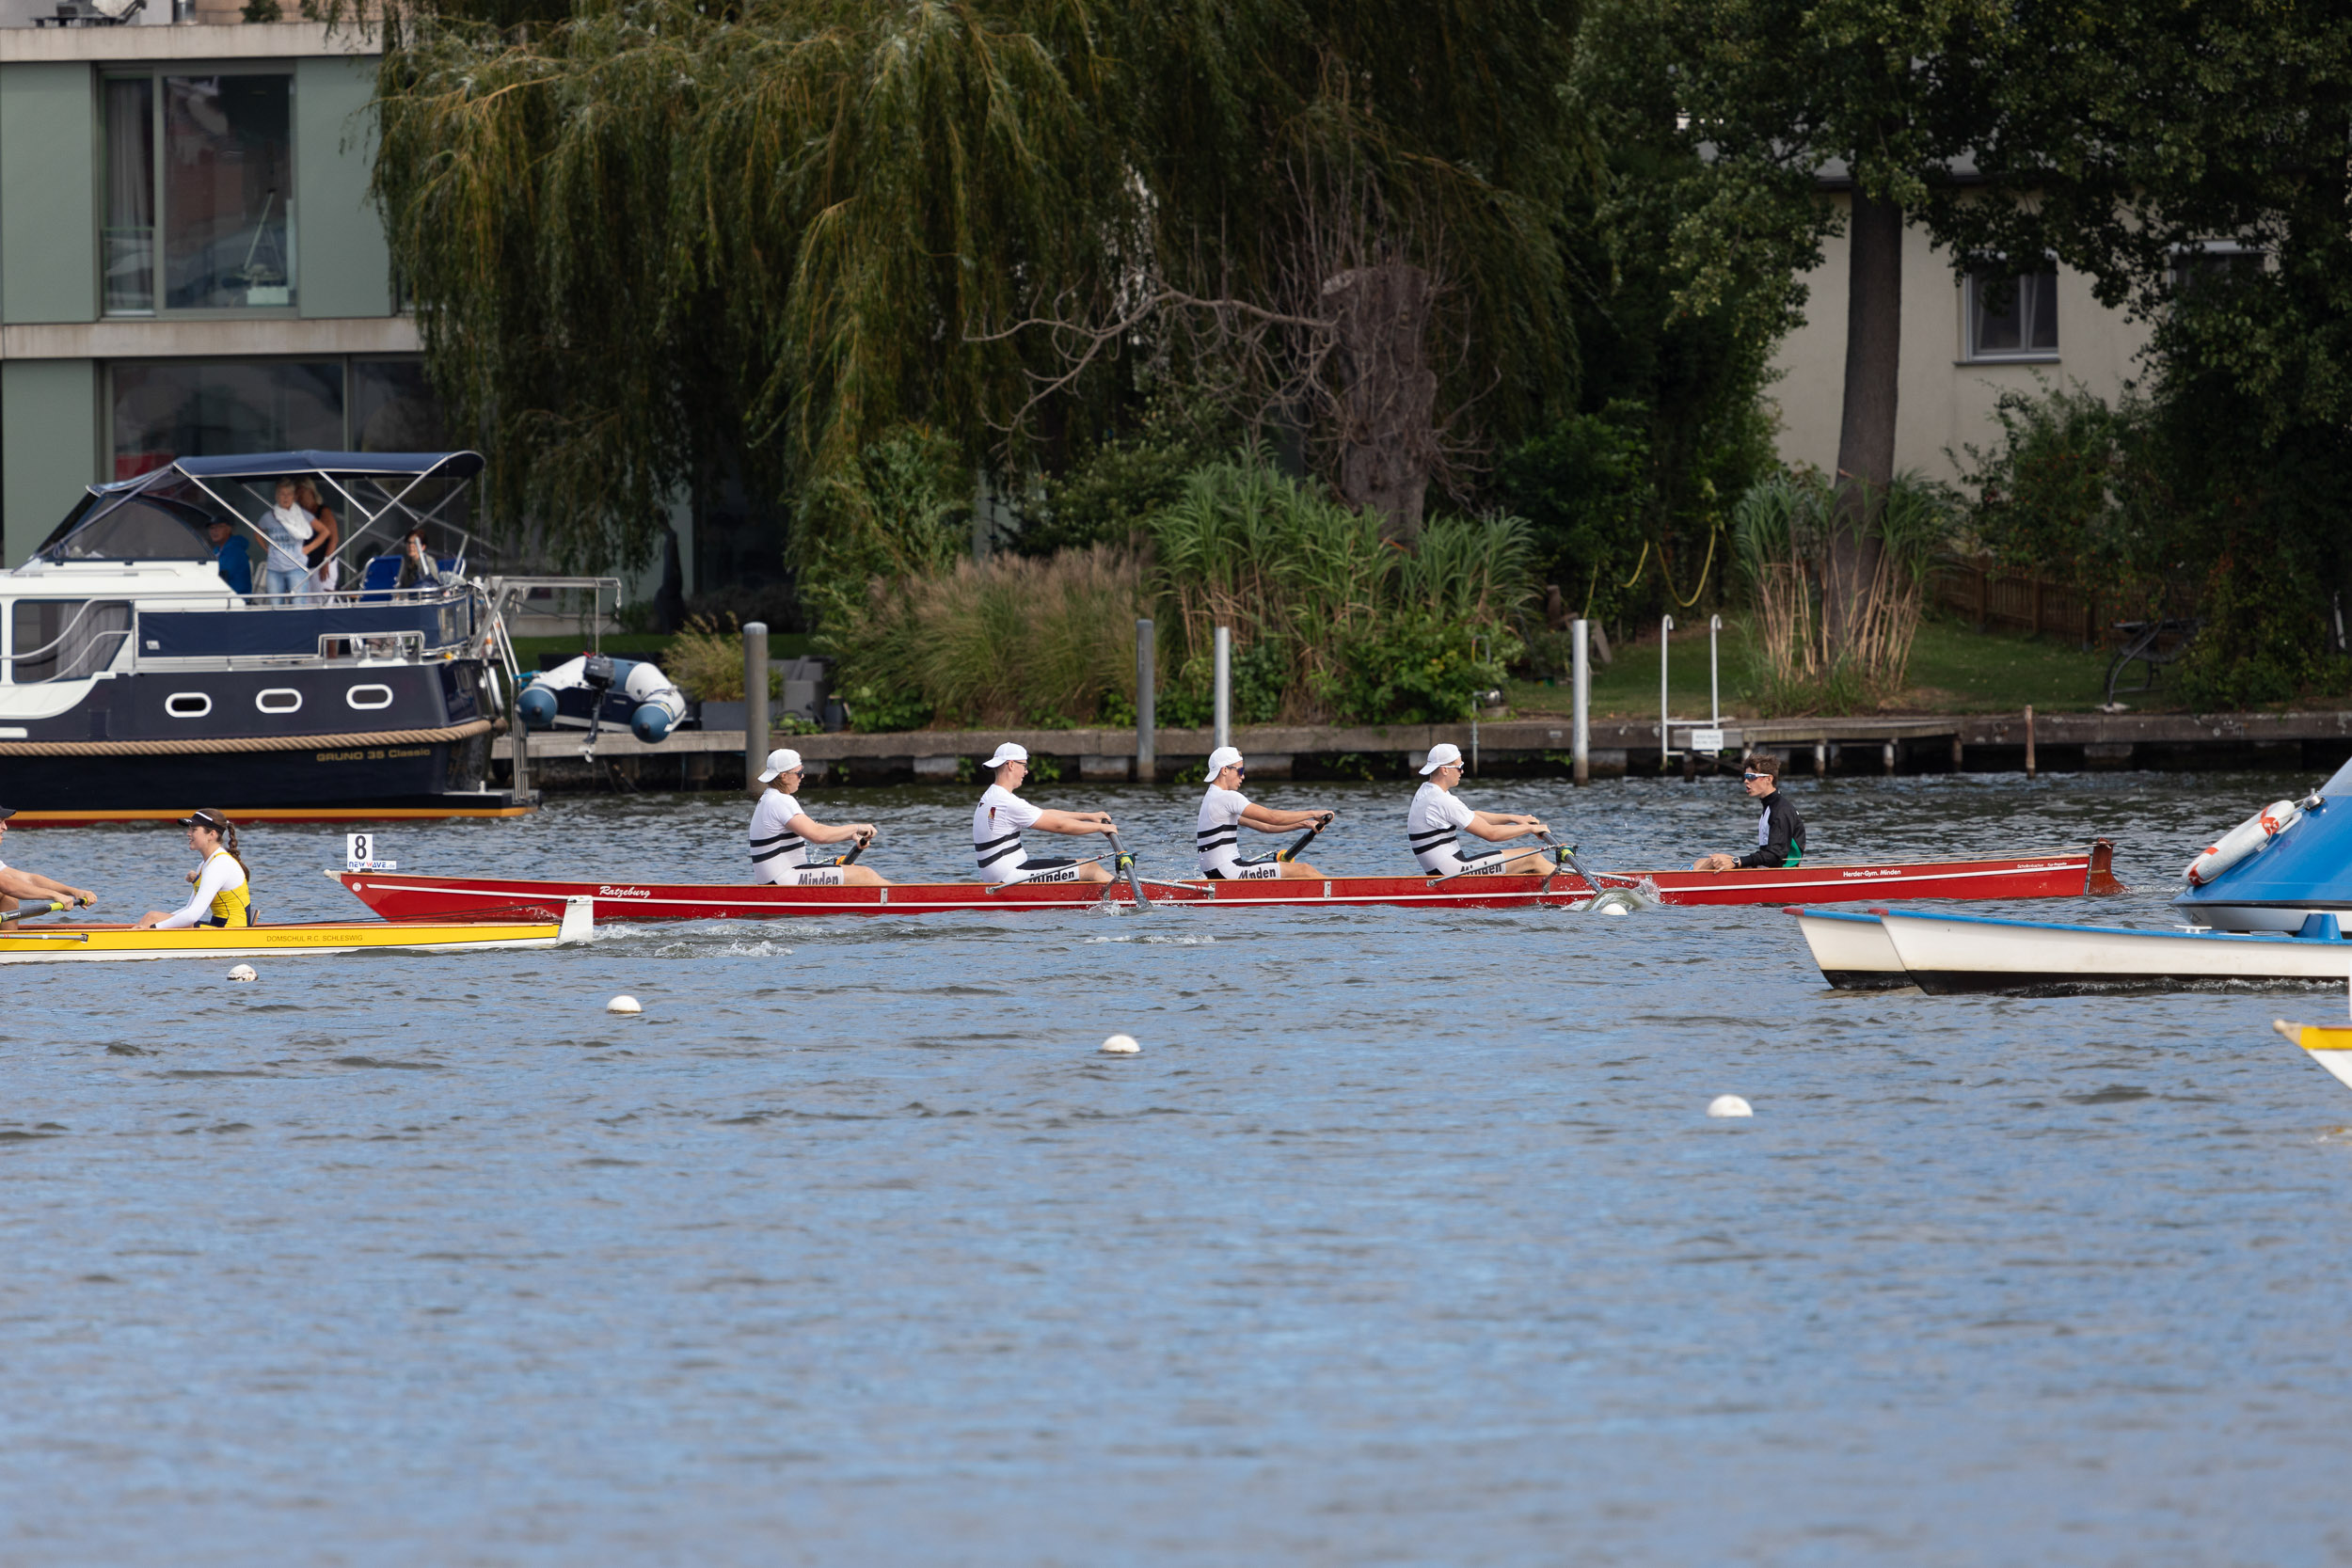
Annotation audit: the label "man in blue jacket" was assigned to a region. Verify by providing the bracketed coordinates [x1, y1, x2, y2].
[207, 517, 252, 595]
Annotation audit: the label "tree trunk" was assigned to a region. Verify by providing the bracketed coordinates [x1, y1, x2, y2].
[1324, 262, 1437, 545]
[1828, 191, 1903, 654]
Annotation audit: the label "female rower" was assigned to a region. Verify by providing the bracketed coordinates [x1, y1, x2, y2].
[0, 804, 99, 920]
[133, 809, 254, 929]
[748, 748, 890, 887]
[1406, 743, 1558, 877]
[971, 743, 1119, 884]
[1196, 745, 1332, 879]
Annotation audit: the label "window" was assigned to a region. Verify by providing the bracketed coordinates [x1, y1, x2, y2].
[102, 71, 295, 315]
[2170, 245, 2264, 296]
[110, 360, 343, 481]
[1967, 263, 2058, 360]
[9, 601, 132, 685]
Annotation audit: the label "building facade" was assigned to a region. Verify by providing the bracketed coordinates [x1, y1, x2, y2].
[1765, 189, 2160, 487]
[0, 21, 437, 566]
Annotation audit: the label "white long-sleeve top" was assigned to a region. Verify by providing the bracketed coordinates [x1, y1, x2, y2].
[153, 852, 247, 930]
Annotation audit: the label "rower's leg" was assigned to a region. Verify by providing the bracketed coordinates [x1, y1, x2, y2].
[1077, 862, 1116, 884]
[1276, 860, 1320, 879]
[842, 866, 892, 887]
[1502, 848, 1559, 875]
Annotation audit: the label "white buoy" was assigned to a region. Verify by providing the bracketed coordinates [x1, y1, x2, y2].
[607, 994, 643, 1015]
[1601, 902, 1629, 917]
[1100, 1033, 1140, 1054]
[227, 963, 257, 983]
[1708, 1094, 1753, 1118]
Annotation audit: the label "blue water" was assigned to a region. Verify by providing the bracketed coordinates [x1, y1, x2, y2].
[4, 770, 2349, 1565]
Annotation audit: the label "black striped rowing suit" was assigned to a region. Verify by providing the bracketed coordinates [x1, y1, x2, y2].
[972, 783, 1079, 884]
[748, 785, 847, 887]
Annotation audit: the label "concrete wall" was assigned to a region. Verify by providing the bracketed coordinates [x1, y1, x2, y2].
[294, 53, 389, 320]
[1766, 190, 2157, 484]
[0, 60, 98, 325]
[1, 357, 95, 562]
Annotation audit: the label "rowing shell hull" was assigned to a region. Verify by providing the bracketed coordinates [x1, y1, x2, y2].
[1833, 909, 2352, 994]
[335, 843, 2122, 924]
[0, 913, 579, 964]
[1787, 907, 1910, 990]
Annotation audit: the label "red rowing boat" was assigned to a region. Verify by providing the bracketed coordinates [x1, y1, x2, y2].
[333, 841, 2120, 922]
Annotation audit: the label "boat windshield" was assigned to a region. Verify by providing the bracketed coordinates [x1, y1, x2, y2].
[39, 496, 217, 562]
[2319, 754, 2352, 797]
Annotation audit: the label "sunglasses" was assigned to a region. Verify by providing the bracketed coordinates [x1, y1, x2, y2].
[1742, 771, 1769, 782]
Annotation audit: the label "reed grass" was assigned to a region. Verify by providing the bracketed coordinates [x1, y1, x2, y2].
[825, 453, 1534, 729]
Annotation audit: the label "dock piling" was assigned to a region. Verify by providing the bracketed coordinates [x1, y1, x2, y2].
[1213, 626, 1232, 752]
[1659, 614, 1675, 772]
[1571, 618, 1590, 787]
[2025, 705, 2037, 779]
[744, 620, 769, 787]
[1136, 619, 1156, 783]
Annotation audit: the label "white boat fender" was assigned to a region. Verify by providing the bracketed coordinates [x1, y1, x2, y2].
[2184, 799, 2301, 885]
[228, 963, 257, 982]
[1708, 1095, 1753, 1118]
[607, 994, 642, 1015]
[1100, 1034, 1140, 1054]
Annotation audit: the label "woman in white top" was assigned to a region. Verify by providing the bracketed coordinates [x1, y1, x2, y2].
[1405, 743, 1557, 876]
[256, 479, 315, 603]
[747, 748, 889, 887]
[970, 743, 1119, 884]
[134, 809, 256, 928]
[1195, 745, 1331, 879]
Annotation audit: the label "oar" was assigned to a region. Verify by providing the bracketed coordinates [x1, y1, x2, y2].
[1279, 813, 1335, 863]
[1540, 833, 1640, 900]
[1, 896, 85, 928]
[1107, 832, 1150, 909]
[834, 830, 873, 868]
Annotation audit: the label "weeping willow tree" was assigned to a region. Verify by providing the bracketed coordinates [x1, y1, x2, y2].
[370, 0, 1589, 581]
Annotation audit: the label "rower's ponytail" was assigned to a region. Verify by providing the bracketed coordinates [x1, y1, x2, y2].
[218, 817, 247, 882]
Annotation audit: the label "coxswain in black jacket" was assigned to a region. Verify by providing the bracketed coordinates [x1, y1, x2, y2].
[1735, 788, 1806, 868]
[1693, 757, 1806, 872]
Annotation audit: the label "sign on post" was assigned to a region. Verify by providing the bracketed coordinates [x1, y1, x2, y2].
[345, 832, 396, 872]
[1689, 728, 1726, 755]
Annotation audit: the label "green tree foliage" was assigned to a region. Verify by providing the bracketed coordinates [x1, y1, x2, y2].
[1921, 3, 2352, 705]
[371, 0, 1587, 576]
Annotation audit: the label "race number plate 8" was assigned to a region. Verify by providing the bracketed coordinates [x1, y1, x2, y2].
[346, 832, 397, 872]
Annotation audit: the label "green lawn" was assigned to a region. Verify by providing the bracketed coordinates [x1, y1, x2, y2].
[1506, 614, 2128, 720]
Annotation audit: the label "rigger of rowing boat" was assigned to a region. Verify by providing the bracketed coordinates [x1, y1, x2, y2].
[336, 842, 2122, 923]
[0, 900, 593, 963]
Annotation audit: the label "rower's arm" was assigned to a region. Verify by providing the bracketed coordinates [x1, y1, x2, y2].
[1031, 808, 1114, 836]
[1463, 811, 1542, 844]
[0, 867, 46, 899]
[787, 813, 872, 847]
[1239, 803, 1326, 832]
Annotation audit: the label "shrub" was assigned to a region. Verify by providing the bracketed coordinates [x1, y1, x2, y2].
[662, 613, 781, 702]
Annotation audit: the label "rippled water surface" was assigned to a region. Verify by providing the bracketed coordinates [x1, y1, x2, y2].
[7, 769, 2352, 1565]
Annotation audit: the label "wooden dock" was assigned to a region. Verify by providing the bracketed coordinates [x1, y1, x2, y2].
[494, 708, 2352, 790]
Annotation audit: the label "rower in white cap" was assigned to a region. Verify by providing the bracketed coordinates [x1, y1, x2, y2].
[1195, 745, 1332, 880]
[971, 743, 1120, 884]
[1405, 742, 1558, 877]
[748, 748, 890, 887]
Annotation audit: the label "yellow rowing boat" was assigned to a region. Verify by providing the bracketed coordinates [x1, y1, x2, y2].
[0, 898, 592, 964]
[2273, 1019, 2352, 1090]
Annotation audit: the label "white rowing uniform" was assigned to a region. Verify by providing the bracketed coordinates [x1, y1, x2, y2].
[972, 783, 1080, 884]
[1406, 780, 1504, 876]
[1196, 784, 1279, 879]
[747, 785, 846, 888]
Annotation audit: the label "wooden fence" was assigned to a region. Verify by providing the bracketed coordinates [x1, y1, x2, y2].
[1931, 556, 2159, 647]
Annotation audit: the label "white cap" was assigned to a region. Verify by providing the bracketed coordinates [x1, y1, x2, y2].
[983, 742, 1029, 771]
[1419, 742, 1464, 775]
[1204, 745, 1245, 782]
[757, 747, 803, 784]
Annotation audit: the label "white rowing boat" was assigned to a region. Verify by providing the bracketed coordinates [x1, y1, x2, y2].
[1788, 906, 2352, 994]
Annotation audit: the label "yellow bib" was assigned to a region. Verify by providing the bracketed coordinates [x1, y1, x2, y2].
[203, 849, 252, 928]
